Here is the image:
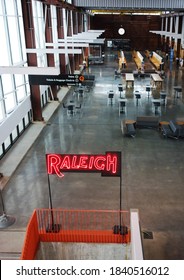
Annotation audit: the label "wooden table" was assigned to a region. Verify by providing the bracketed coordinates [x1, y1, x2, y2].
[151, 74, 163, 88]
[125, 73, 134, 88]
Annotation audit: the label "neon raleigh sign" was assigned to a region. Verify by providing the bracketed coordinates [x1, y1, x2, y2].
[46, 152, 121, 178]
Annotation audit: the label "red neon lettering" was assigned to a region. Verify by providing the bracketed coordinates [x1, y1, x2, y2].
[88, 156, 94, 169]
[78, 156, 88, 169]
[47, 154, 64, 178]
[46, 152, 121, 177]
[71, 155, 78, 168]
[60, 155, 71, 169]
[106, 154, 117, 173]
[94, 156, 106, 170]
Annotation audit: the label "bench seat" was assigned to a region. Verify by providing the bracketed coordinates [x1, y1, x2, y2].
[150, 57, 161, 70]
[161, 120, 180, 139]
[179, 125, 184, 137]
[161, 124, 175, 138]
[136, 116, 159, 129]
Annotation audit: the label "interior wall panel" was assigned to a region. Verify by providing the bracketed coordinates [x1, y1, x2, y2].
[90, 14, 161, 50]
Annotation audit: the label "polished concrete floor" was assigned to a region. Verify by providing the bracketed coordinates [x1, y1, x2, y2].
[0, 50, 184, 259]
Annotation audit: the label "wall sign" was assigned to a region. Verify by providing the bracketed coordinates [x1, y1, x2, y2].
[46, 152, 121, 178]
[29, 74, 85, 86]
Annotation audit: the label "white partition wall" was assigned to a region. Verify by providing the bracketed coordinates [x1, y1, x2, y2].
[130, 209, 144, 260]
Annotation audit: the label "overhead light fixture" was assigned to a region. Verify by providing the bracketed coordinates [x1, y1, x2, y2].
[118, 27, 125, 35]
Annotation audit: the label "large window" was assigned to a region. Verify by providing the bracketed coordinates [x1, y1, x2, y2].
[32, 1, 47, 67]
[51, 5, 59, 66]
[14, 75, 27, 102]
[0, 0, 31, 158]
[0, 0, 29, 121]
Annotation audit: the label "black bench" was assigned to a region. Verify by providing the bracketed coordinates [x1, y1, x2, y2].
[136, 116, 159, 129]
[161, 120, 180, 139]
[179, 124, 184, 138]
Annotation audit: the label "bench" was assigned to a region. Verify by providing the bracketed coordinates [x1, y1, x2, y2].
[179, 125, 184, 138]
[150, 56, 161, 70]
[136, 116, 159, 129]
[161, 120, 180, 139]
[144, 69, 156, 74]
[149, 51, 163, 70]
[133, 50, 143, 70]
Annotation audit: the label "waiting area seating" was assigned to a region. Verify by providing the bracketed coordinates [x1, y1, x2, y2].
[122, 116, 159, 137]
[122, 117, 184, 141]
[118, 50, 127, 71]
[132, 50, 144, 70]
[160, 120, 184, 139]
[136, 116, 159, 129]
[147, 50, 163, 70]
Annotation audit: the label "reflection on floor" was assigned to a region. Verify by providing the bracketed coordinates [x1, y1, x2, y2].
[1, 51, 184, 260]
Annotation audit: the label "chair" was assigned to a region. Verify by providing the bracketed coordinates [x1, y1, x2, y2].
[118, 85, 123, 98]
[119, 100, 127, 115]
[134, 91, 141, 106]
[75, 104, 81, 109]
[173, 86, 182, 99]
[107, 93, 115, 105]
[67, 105, 75, 116]
[75, 104, 81, 114]
[152, 100, 161, 115]
[160, 92, 167, 106]
[78, 88, 84, 99]
[114, 70, 120, 79]
[146, 85, 151, 98]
